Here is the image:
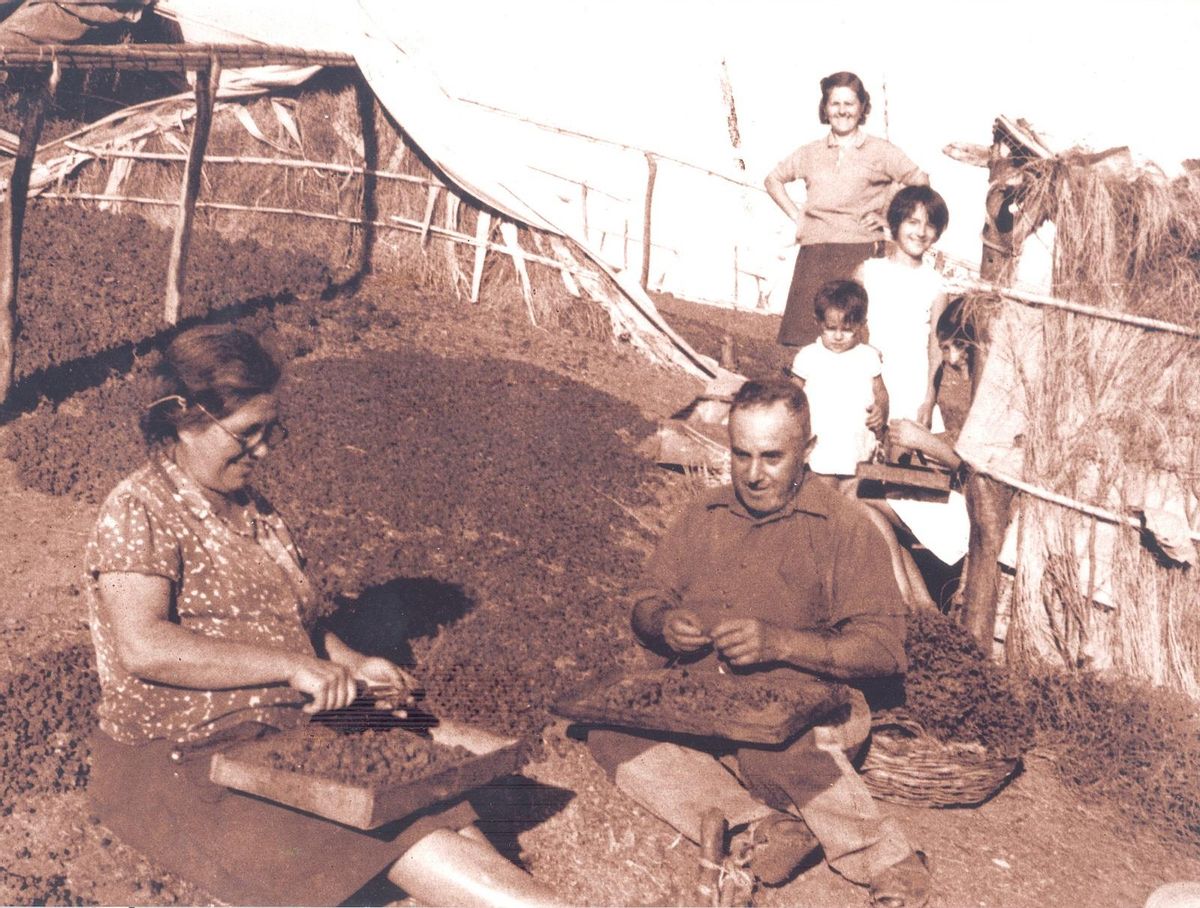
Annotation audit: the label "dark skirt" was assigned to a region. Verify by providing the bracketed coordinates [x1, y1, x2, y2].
[777, 242, 880, 347]
[87, 729, 478, 906]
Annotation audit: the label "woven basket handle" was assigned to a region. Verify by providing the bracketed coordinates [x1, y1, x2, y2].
[870, 710, 928, 739]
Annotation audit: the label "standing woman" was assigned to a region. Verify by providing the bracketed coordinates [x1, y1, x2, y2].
[766, 71, 928, 349]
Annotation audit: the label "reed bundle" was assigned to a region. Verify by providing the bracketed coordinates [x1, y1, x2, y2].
[1003, 160, 1200, 695]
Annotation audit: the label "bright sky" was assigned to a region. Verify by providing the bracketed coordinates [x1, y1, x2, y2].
[161, 0, 1200, 301]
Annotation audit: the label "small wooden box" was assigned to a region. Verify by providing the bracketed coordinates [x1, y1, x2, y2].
[856, 460, 952, 499]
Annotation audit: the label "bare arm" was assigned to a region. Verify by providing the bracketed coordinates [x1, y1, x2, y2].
[887, 418, 962, 469]
[919, 292, 950, 425]
[764, 171, 805, 242]
[710, 619, 902, 680]
[99, 571, 356, 713]
[866, 374, 889, 433]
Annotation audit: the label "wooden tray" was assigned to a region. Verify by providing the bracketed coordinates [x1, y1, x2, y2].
[209, 720, 522, 830]
[553, 667, 850, 745]
[856, 460, 952, 493]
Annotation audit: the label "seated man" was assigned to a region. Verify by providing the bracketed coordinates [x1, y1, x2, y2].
[588, 377, 930, 907]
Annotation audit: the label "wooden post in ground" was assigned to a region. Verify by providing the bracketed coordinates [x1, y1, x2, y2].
[164, 60, 220, 325]
[0, 69, 53, 407]
[958, 123, 1026, 649]
[641, 152, 657, 290]
[469, 211, 492, 303]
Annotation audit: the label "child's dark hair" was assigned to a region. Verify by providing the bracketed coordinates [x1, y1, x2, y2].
[936, 296, 976, 347]
[140, 325, 282, 445]
[813, 279, 868, 325]
[887, 185, 950, 240]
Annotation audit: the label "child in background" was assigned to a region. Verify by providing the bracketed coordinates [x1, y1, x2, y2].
[788, 280, 887, 483]
[854, 185, 951, 427]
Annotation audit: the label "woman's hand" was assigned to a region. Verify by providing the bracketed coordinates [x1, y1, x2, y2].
[354, 657, 420, 711]
[859, 211, 886, 233]
[287, 657, 357, 714]
[792, 215, 806, 243]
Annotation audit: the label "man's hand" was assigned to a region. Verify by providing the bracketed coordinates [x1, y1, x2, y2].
[711, 618, 788, 667]
[916, 400, 935, 429]
[662, 608, 712, 654]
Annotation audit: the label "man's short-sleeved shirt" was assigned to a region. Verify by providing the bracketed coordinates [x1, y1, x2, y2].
[769, 132, 923, 245]
[791, 342, 882, 475]
[632, 476, 907, 679]
[86, 457, 315, 745]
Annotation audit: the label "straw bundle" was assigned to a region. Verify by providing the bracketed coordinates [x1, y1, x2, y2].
[1004, 160, 1200, 695]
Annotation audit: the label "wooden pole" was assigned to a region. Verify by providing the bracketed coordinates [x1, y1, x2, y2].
[641, 152, 657, 290]
[164, 60, 219, 325]
[498, 220, 535, 325]
[958, 125, 1026, 650]
[0, 69, 52, 407]
[470, 211, 491, 303]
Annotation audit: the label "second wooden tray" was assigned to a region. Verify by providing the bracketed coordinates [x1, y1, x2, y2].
[554, 667, 850, 745]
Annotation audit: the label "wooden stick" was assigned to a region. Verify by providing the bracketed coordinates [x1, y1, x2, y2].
[954, 277, 1200, 339]
[0, 70, 51, 406]
[0, 43, 355, 72]
[35, 191, 585, 276]
[458, 96, 762, 192]
[63, 144, 445, 188]
[420, 184, 439, 246]
[164, 61, 219, 325]
[499, 220, 536, 325]
[580, 181, 589, 241]
[977, 466, 1200, 544]
[641, 152, 657, 290]
[470, 212, 492, 303]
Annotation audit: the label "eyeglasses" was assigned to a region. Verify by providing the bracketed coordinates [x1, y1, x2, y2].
[150, 394, 289, 455]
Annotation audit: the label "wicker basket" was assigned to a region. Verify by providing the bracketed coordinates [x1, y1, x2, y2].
[860, 712, 1022, 808]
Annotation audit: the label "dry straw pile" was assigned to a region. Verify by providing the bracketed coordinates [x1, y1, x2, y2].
[1003, 157, 1200, 695]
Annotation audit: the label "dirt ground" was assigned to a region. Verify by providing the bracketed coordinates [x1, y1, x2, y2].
[2, 277, 1199, 908]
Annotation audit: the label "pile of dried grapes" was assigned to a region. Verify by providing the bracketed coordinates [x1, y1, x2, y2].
[13, 203, 329, 385]
[255, 727, 474, 788]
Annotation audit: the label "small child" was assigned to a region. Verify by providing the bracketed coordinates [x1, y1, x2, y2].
[788, 280, 887, 481]
[854, 185, 951, 427]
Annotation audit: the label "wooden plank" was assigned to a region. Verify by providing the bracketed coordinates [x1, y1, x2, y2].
[0, 72, 51, 406]
[163, 61, 219, 325]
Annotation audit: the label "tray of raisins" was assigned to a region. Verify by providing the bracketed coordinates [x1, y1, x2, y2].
[553, 666, 850, 744]
[209, 720, 522, 829]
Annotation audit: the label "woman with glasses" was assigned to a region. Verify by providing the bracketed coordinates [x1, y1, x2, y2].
[83, 325, 556, 906]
